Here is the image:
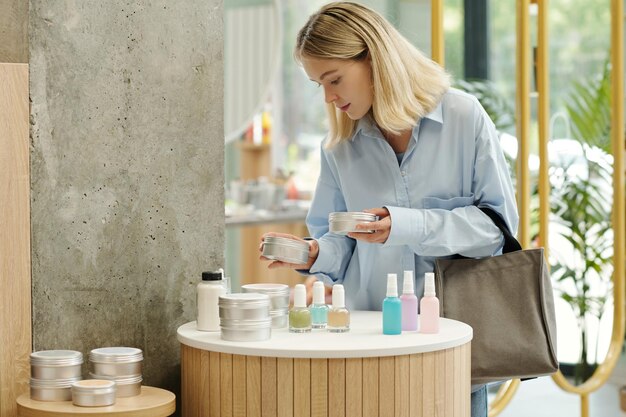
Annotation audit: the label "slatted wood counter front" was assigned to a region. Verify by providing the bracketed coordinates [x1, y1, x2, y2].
[178, 311, 472, 417]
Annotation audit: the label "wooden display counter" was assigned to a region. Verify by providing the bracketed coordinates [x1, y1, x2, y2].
[178, 311, 472, 417]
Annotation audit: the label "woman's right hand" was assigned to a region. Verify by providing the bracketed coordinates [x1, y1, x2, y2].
[259, 232, 319, 270]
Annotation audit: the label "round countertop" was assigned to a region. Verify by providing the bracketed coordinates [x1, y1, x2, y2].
[177, 310, 472, 358]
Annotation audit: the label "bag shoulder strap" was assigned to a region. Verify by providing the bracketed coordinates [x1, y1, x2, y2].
[478, 206, 522, 253]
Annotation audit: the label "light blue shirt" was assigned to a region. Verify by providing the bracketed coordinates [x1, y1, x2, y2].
[305, 89, 519, 311]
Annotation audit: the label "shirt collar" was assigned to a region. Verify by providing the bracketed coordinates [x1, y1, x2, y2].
[352, 101, 444, 141]
[423, 101, 443, 124]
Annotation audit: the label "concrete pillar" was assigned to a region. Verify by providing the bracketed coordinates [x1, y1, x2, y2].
[29, 1, 224, 407]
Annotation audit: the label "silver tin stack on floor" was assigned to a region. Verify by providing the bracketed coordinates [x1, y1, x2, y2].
[329, 212, 377, 235]
[219, 293, 272, 341]
[89, 347, 143, 397]
[29, 350, 83, 401]
[261, 236, 309, 264]
[241, 283, 290, 328]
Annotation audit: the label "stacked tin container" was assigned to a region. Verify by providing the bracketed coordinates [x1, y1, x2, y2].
[29, 350, 83, 401]
[219, 293, 272, 341]
[89, 347, 143, 397]
[241, 283, 290, 328]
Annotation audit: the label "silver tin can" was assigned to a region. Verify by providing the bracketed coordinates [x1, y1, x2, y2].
[262, 236, 309, 264]
[30, 350, 83, 380]
[241, 283, 290, 310]
[30, 377, 81, 401]
[220, 318, 272, 342]
[89, 347, 143, 377]
[71, 379, 116, 407]
[329, 212, 378, 235]
[269, 308, 289, 329]
[90, 374, 142, 397]
[219, 293, 271, 320]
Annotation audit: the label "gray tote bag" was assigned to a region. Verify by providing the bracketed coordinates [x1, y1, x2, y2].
[434, 207, 558, 385]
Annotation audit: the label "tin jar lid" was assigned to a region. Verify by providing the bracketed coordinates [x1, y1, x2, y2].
[329, 212, 377, 222]
[89, 347, 143, 364]
[90, 373, 143, 384]
[262, 236, 309, 251]
[71, 379, 116, 393]
[219, 293, 270, 308]
[241, 283, 290, 296]
[30, 376, 82, 388]
[30, 350, 83, 366]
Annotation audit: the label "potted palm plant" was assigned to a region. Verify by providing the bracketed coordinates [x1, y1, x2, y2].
[549, 60, 614, 385]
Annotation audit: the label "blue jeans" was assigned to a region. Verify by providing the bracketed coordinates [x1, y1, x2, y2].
[471, 386, 488, 417]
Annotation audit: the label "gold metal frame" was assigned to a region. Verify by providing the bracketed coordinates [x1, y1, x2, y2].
[549, 1, 625, 416]
[431, 1, 625, 416]
[431, 0, 444, 66]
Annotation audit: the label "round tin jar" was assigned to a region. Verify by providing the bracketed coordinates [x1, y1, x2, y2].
[241, 283, 290, 310]
[220, 318, 272, 342]
[329, 212, 378, 235]
[71, 379, 116, 407]
[89, 347, 143, 377]
[89, 374, 142, 397]
[219, 293, 271, 320]
[262, 236, 309, 264]
[269, 308, 289, 329]
[30, 377, 81, 401]
[30, 350, 83, 380]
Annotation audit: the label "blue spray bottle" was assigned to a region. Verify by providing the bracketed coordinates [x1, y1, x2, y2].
[382, 273, 402, 335]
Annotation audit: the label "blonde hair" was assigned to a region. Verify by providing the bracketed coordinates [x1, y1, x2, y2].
[295, 2, 450, 147]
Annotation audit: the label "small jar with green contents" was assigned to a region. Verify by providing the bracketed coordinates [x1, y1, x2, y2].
[289, 284, 311, 333]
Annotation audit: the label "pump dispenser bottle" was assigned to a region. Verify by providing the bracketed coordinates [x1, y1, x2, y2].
[327, 284, 350, 332]
[382, 273, 402, 335]
[289, 284, 311, 333]
[400, 270, 418, 331]
[420, 272, 440, 333]
[310, 281, 329, 329]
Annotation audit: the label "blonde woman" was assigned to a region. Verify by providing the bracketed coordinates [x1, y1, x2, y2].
[261, 3, 518, 415]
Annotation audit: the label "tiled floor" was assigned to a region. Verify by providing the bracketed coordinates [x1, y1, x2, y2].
[493, 376, 626, 417]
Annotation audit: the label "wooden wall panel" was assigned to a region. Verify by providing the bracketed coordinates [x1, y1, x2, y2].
[310, 359, 328, 417]
[262, 357, 277, 417]
[277, 358, 294, 417]
[233, 354, 248, 417]
[328, 359, 345, 417]
[0, 62, 30, 417]
[222, 353, 234, 417]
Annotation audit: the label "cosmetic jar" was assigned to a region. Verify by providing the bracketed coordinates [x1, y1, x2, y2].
[30, 350, 83, 380]
[262, 236, 309, 264]
[89, 347, 143, 377]
[218, 293, 271, 320]
[89, 374, 142, 397]
[329, 212, 377, 235]
[241, 283, 290, 328]
[220, 318, 272, 342]
[30, 377, 81, 401]
[71, 379, 116, 406]
[270, 308, 289, 328]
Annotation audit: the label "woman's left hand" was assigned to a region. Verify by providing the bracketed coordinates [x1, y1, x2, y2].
[348, 207, 391, 244]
